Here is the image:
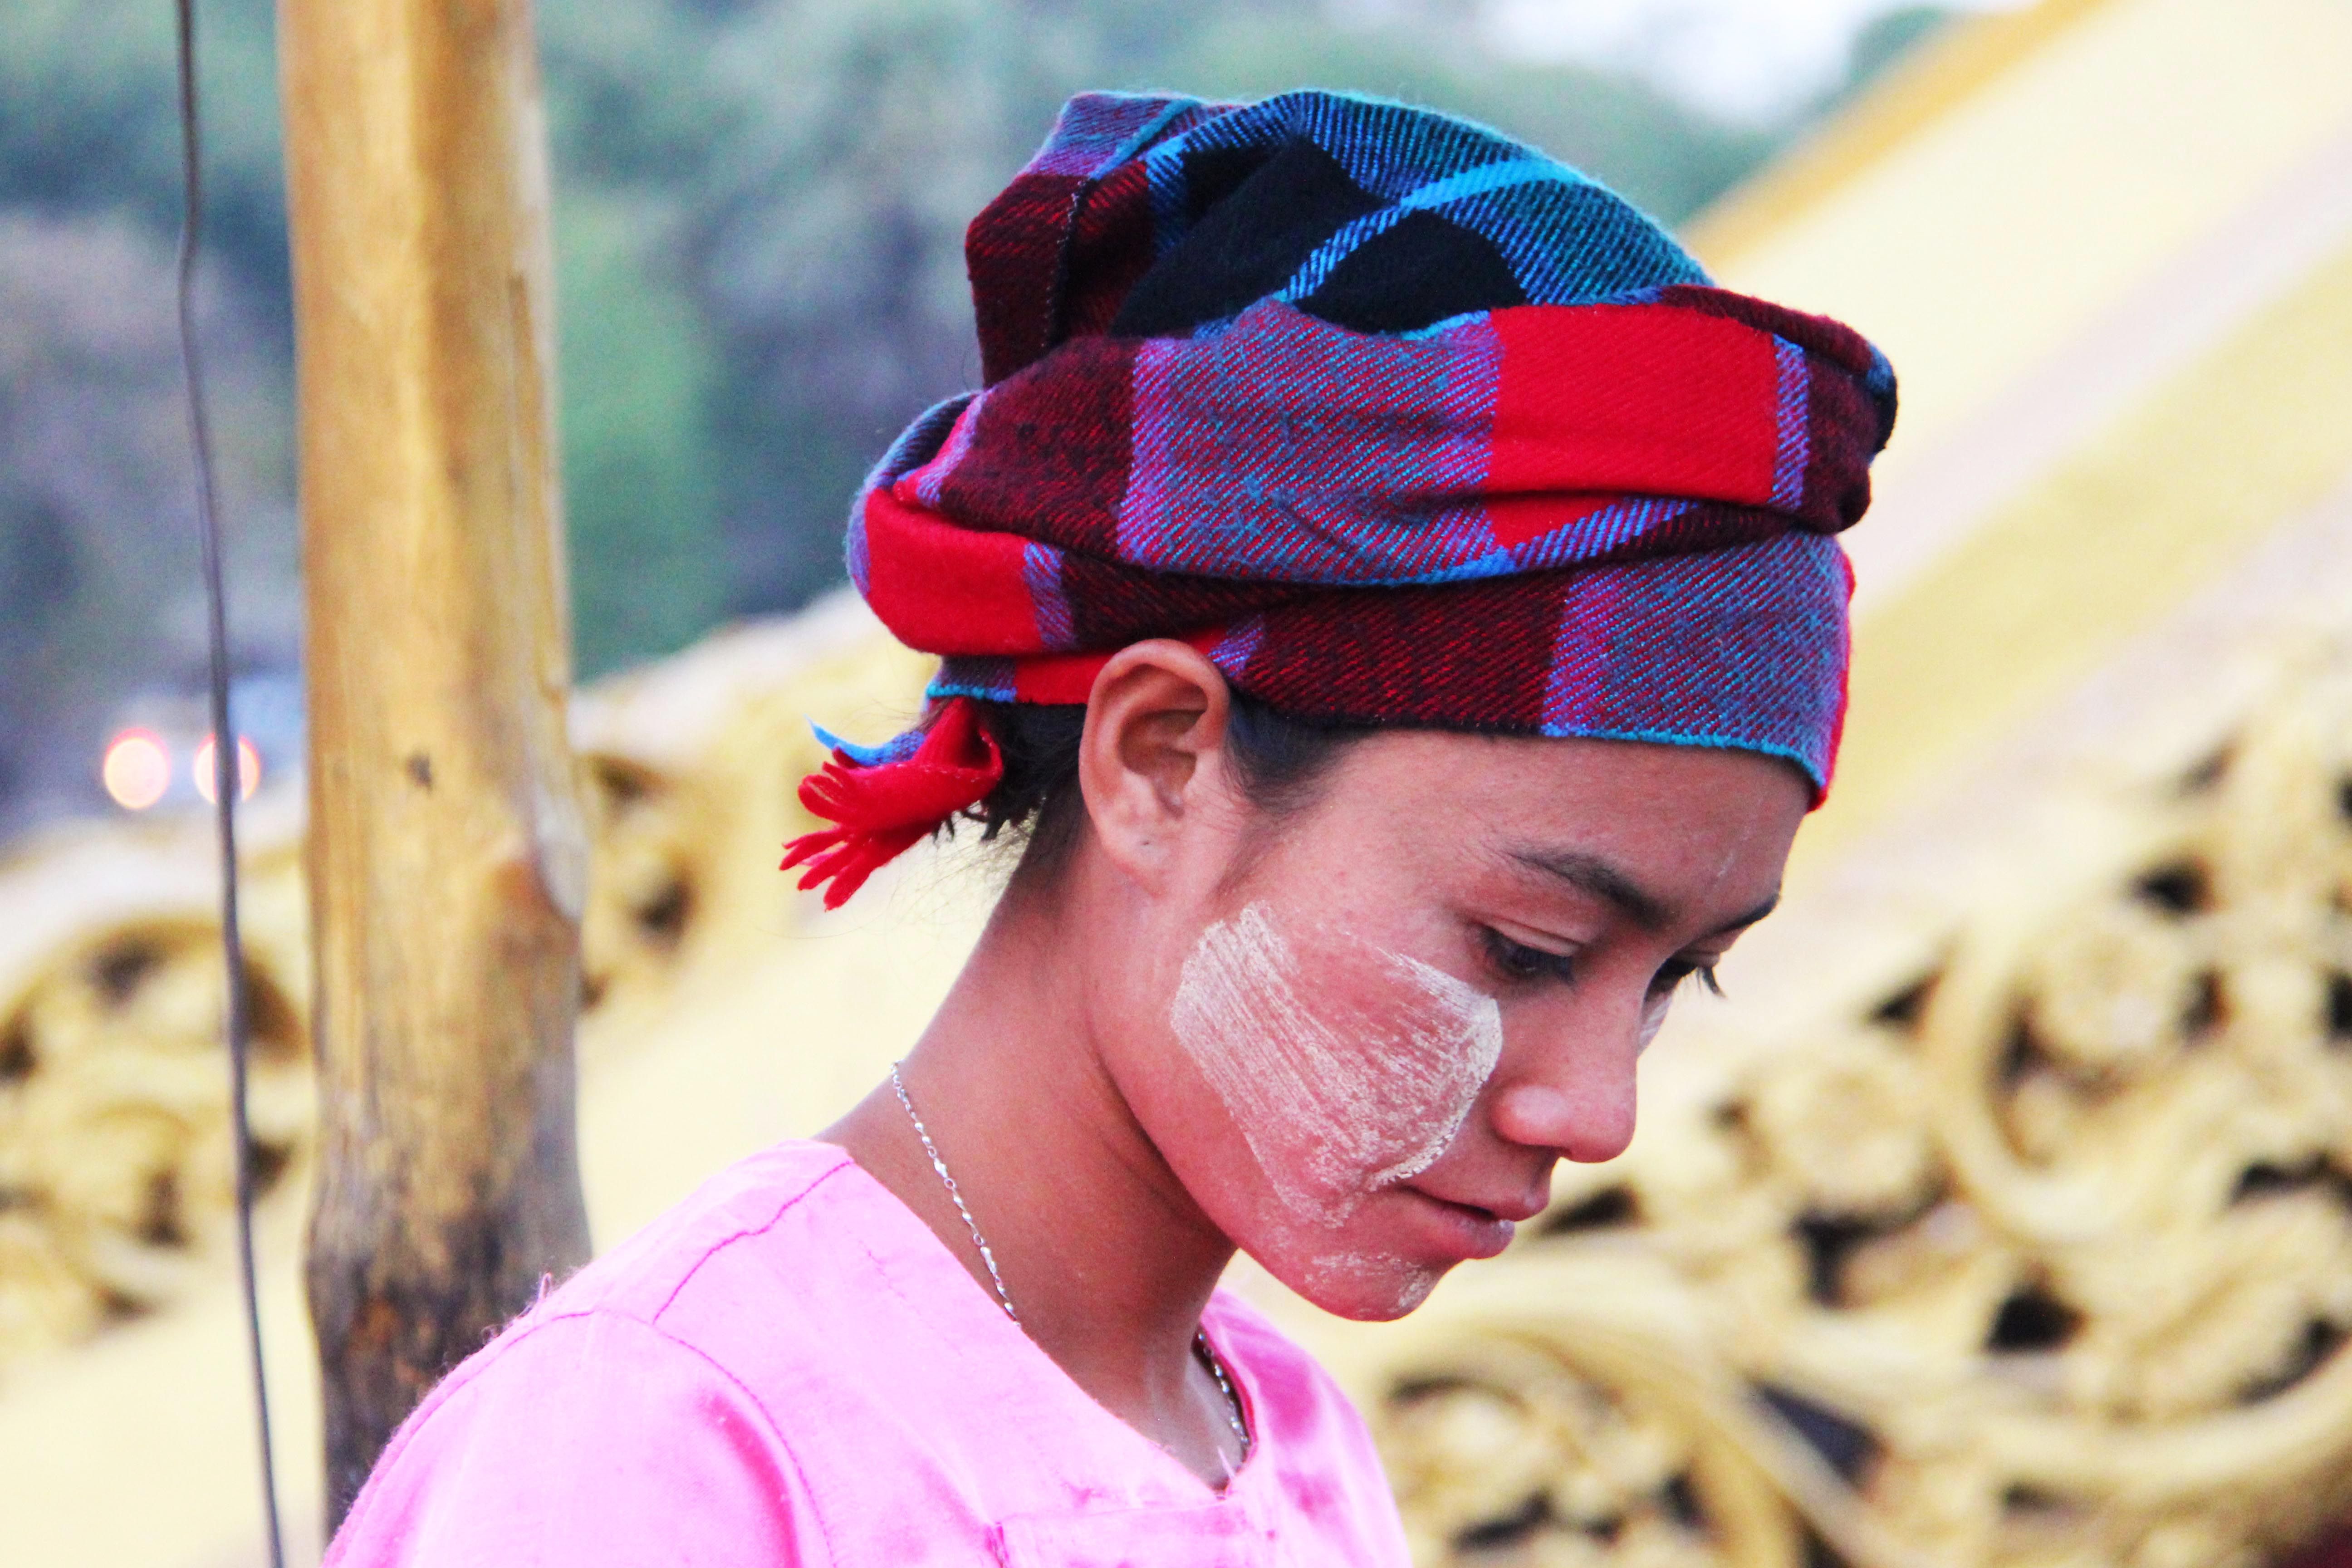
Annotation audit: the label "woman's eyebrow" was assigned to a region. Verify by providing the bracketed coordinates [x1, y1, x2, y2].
[1509, 848, 1676, 929]
[1707, 892, 1781, 937]
[1509, 848, 1782, 937]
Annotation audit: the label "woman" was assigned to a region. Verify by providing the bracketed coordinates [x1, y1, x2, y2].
[328, 89, 1894, 1564]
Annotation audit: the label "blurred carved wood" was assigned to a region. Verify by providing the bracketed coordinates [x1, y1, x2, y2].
[277, 0, 591, 1524]
[0, 817, 315, 1369]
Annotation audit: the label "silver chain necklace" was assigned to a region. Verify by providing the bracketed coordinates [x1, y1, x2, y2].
[888, 1061, 1251, 1463]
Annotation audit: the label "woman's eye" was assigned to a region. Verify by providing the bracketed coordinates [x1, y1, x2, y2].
[1651, 959, 1725, 998]
[1482, 928, 1577, 985]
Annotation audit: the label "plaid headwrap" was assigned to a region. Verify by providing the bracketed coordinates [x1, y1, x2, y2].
[786, 90, 1897, 906]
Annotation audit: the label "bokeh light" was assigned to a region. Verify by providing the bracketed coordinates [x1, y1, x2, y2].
[192, 734, 262, 804]
[100, 729, 172, 811]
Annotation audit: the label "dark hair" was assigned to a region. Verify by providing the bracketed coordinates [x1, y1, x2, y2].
[963, 692, 1372, 883]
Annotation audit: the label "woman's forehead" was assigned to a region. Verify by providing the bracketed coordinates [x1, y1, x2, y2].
[1291, 730, 1808, 911]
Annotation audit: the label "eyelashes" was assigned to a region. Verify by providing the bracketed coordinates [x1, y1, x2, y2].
[1479, 927, 1725, 998]
[1654, 958, 1726, 999]
[1480, 926, 1579, 985]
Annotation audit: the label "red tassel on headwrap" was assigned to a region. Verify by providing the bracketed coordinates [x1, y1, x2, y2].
[780, 696, 1004, 909]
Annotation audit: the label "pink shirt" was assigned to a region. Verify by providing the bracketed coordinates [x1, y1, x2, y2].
[326, 1141, 1412, 1566]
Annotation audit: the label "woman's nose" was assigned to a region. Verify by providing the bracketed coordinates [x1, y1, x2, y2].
[1484, 1012, 1640, 1164]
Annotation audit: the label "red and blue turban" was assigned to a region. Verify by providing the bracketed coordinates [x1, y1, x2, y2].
[787, 90, 1898, 906]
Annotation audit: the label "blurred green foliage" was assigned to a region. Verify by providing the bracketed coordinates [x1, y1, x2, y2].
[0, 0, 1949, 738]
[0, 0, 289, 325]
[555, 190, 728, 670]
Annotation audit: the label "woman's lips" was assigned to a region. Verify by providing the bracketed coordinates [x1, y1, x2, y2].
[1400, 1187, 1518, 1261]
[1416, 1182, 1550, 1224]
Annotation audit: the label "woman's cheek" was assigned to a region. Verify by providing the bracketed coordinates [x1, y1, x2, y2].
[1168, 902, 1503, 1230]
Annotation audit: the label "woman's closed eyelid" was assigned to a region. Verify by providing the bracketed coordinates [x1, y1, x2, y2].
[1479, 926, 1581, 984]
[1480, 911, 1597, 952]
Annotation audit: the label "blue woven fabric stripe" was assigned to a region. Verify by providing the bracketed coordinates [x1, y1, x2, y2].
[809, 721, 926, 769]
[1142, 142, 1192, 260]
[1031, 93, 1206, 179]
[908, 393, 985, 510]
[1171, 91, 1526, 202]
[1144, 91, 1710, 312]
[928, 658, 1019, 705]
[1770, 339, 1809, 511]
[1115, 305, 1502, 583]
[1208, 616, 1268, 679]
[1098, 97, 1201, 177]
[1538, 531, 1848, 791]
[845, 506, 871, 594]
[1023, 543, 1078, 651]
[1507, 497, 1698, 576]
[1469, 182, 1709, 304]
[1530, 721, 1825, 785]
[1276, 158, 1592, 302]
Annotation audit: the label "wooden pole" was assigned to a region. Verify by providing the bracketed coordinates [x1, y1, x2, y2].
[278, 0, 592, 1528]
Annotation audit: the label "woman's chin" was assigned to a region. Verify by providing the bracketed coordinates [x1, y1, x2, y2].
[1225, 1223, 1445, 1319]
[1294, 1251, 1450, 1320]
[1235, 1186, 1525, 1319]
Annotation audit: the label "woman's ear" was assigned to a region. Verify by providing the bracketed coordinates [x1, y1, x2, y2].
[1076, 640, 1235, 888]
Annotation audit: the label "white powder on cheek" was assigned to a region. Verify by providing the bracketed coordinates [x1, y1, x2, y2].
[1170, 905, 1351, 1222]
[1170, 903, 1504, 1226]
[1362, 948, 1504, 1186]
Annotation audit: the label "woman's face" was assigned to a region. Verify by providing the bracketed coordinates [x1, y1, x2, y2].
[1098, 727, 1808, 1321]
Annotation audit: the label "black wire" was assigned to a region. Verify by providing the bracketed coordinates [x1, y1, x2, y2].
[173, 3, 287, 1564]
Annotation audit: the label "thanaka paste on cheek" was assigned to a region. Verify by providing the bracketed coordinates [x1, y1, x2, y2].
[1169, 903, 1504, 1230]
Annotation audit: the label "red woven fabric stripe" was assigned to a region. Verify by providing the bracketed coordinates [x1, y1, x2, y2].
[1651, 284, 1888, 530]
[859, 485, 1039, 656]
[1486, 304, 1783, 528]
[1057, 160, 1160, 346]
[966, 171, 1087, 387]
[962, 95, 1218, 384]
[1003, 629, 1231, 706]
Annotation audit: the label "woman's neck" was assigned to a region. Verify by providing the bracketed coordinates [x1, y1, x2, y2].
[819, 876, 1245, 1485]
